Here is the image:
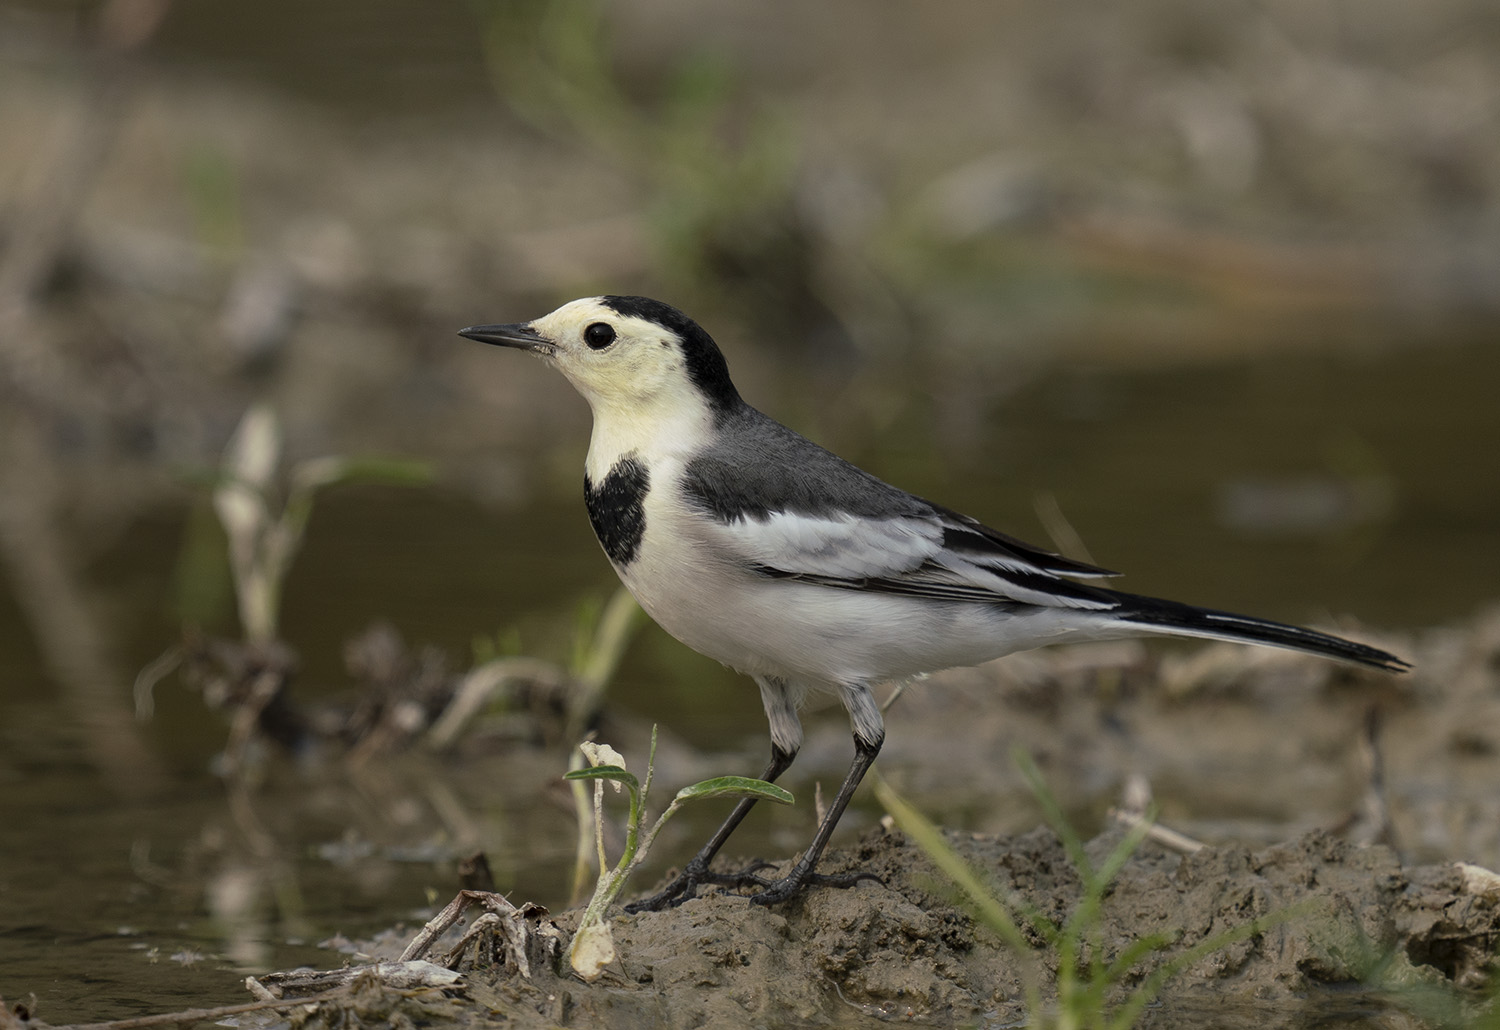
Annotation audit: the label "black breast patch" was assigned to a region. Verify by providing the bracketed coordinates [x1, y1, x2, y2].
[585, 456, 650, 567]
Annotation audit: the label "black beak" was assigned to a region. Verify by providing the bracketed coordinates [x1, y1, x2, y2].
[458, 322, 551, 352]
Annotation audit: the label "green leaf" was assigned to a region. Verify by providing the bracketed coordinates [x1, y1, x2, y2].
[291, 456, 432, 492]
[564, 765, 640, 792]
[673, 776, 793, 805]
[172, 496, 234, 627]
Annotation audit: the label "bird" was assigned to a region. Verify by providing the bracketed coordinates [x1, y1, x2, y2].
[459, 295, 1409, 910]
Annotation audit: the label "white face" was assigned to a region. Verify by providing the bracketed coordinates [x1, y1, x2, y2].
[521, 298, 703, 418]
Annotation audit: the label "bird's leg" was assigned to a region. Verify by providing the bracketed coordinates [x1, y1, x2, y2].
[625, 675, 803, 912]
[747, 728, 883, 906]
[622, 744, 795, 913]
[745, 681, 886, 905]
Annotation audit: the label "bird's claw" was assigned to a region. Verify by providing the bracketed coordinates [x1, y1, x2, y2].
[748, 867, 881, 906]
[625, 860, 878, 911]
[624, 858, 772, 912]
[623, 877, 691, 913]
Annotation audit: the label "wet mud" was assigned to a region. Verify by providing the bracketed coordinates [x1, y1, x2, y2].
[262, 609, 1500, 1030]
[271, 830, 1498, 1030]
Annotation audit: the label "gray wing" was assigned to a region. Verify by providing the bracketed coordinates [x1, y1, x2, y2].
[680, 408, 1119, 610]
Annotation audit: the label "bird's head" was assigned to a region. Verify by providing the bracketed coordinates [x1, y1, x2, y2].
[460, 296, 741, 422]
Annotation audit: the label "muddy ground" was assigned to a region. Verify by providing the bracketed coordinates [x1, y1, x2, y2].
[202, 607, 1500, 1030]
[253, 830, 1498, 1030]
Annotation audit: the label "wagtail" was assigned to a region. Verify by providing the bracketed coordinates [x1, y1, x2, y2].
[460, 295, 1408, 909]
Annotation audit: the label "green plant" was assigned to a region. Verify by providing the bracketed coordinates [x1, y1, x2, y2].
[874, 751, 1297, 1030]
[183, 142, 243, 260]
[1350, 924, 1500, 1030]
[426, 587, 643, 753]
[211, 403, 429, 643]
[471, 0, 800, 302]
[566, 587, 645, 739]
[562, 728, 793, 981]
[143, 405, 432, 721]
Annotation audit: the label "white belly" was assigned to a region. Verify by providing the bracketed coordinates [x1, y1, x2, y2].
[608, 483, 1083, 689]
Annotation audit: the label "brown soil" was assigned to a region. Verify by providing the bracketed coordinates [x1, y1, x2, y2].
[278, 829, 1498, 1030]
[266, 608, 1500, 1029]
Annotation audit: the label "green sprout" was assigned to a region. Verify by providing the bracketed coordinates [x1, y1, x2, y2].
[1330, 904, 1500, 1030]
[183, 142, 243, 261]
[472, 0, 799, 303]
[875, 750, 1300, 1029]
[211, 402, 429, 644]
[563, 728, 792, 981]
[424, 587, 643, 753]
[566, 587, 645, 740]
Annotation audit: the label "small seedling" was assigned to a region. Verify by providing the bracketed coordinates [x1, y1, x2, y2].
[139, 404, 430, 763]
[566, 588, 645, 740]
[563, 728, 792, 980]
[1344, 924, 1500, 1030]
[424, 587, 642, 753]
[473, 0, 797, 300]
[212, 403, 429, 644]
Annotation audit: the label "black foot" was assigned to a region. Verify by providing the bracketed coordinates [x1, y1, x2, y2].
[748, 867, 881, 907]
[623, 858, 777, 913]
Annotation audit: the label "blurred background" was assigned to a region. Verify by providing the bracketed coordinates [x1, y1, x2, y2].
[1, 0, 1497, 1020]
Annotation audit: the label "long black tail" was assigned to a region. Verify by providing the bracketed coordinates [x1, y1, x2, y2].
[1102, 589, 1410, 672]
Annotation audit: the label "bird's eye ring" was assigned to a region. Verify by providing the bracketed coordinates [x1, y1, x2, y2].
[583, 322, 616, 349]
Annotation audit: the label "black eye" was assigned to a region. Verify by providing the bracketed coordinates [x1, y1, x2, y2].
[583, 322, 616, 350]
